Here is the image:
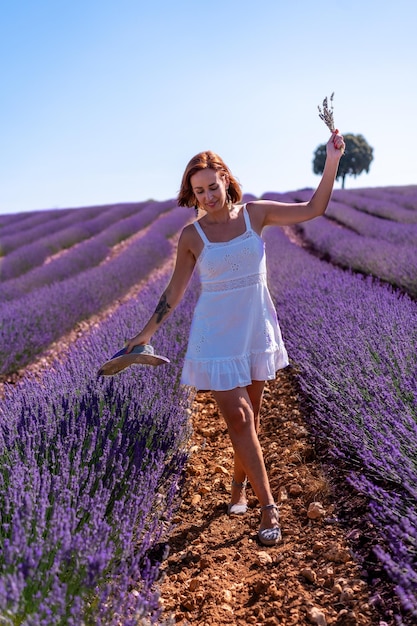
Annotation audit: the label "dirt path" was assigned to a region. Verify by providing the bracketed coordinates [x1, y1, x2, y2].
[158, 368, 381, 626]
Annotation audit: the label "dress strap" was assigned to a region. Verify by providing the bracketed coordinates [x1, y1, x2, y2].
[193, 220, 210, 245]
[242, 204, 252, 231]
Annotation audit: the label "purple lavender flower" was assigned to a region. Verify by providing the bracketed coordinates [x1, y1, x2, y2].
[0, 205, 191, 375]
[0, 265, 199, 622]
[264, 223, 417, 619]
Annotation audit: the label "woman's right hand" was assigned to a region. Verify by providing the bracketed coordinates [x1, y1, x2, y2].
[125, 332, 152, 353]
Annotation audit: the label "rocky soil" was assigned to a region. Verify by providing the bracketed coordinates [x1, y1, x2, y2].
[158, 368, 395, 626]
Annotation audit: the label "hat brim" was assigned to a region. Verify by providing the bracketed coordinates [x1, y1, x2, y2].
[97, 345, 170, 376]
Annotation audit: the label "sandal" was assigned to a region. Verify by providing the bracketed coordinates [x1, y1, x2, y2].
[227, 478, 248, 515]
[258, 503, 282, 546]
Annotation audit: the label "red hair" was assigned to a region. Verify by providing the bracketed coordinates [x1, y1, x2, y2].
[177, 151, 242, 207]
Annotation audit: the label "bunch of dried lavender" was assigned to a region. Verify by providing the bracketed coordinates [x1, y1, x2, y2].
[318, 92, 336, 132]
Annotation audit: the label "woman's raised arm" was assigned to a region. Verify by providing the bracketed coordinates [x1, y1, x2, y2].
[250, 132, 345, 228]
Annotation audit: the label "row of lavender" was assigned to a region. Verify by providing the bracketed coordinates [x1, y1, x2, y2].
[271, 186, 417, 299]
[285, 186, 417, 225]
[332, 186, 417, 222]
[0, 201, 159, 255]
[0, 204, 124, 273]
[0, 207, 77, 239]
[0, 200, 177, 283]
[264, 225, 417, 622]
[0, 200, 176, 301]
[0, 206, 191, 376]
[0, 263, 199, 624]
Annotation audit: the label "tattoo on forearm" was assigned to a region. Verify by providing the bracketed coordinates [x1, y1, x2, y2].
[155, 293, 172, 323]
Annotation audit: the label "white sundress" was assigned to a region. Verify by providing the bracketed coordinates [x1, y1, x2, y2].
[181, 205, 289, 391]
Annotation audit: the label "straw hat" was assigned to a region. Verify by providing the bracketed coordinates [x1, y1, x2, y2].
[97, 344, 170, 376]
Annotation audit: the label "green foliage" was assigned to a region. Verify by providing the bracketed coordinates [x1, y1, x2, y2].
[313, 133, 374, 188]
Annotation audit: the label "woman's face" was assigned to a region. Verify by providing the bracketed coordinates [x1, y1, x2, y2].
[191, 169, 229, 214]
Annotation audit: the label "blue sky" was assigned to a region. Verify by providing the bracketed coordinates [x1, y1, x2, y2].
[1, 0, 416, 214]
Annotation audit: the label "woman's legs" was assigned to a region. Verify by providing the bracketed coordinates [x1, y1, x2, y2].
[229, 381, 264, 506]
[212, 382, 279, 533]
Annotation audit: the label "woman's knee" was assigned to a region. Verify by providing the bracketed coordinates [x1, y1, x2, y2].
[212, 388, 255, 434]
[223, 405, 255, 436]
[248, 380, 265, 416]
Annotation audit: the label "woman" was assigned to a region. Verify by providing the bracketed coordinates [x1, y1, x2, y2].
[126, 131, 345, 546]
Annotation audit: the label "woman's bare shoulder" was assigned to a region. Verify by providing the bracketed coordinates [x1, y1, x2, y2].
[181, 221, 199, 241]
[245, 201, 267, 233]
[179, 221, 203, 258]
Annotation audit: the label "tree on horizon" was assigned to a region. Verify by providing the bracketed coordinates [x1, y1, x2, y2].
[313, 133, 374, 189]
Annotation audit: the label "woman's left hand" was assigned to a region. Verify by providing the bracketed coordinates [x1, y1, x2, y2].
[327, 130, 345, 157]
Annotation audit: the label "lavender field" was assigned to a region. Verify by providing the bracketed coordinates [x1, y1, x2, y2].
[276, 186, 417, 298]
[1, 187, 417, 624]
[0, 203, 190, 375]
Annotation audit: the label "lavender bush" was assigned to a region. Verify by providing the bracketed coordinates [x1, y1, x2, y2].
[0, 209, 74, 240]
[0, 266, 198, 624]
[325, 201, 417, 247]
[264, 226, 417, 621]
[0, 202, 143, 249]
[345, 186, 417, 210]
[0, 206, 105, 255]
[0, 207, 191, 376]
[0, 213, 29, 230]
[280, 187, 417, 223]
[294, 214, 417, 298]
[0, 200, 172, 281]
[0, 200, 178, 302]
[265, 188, 417, 296]
[331, 189, 417, 223]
